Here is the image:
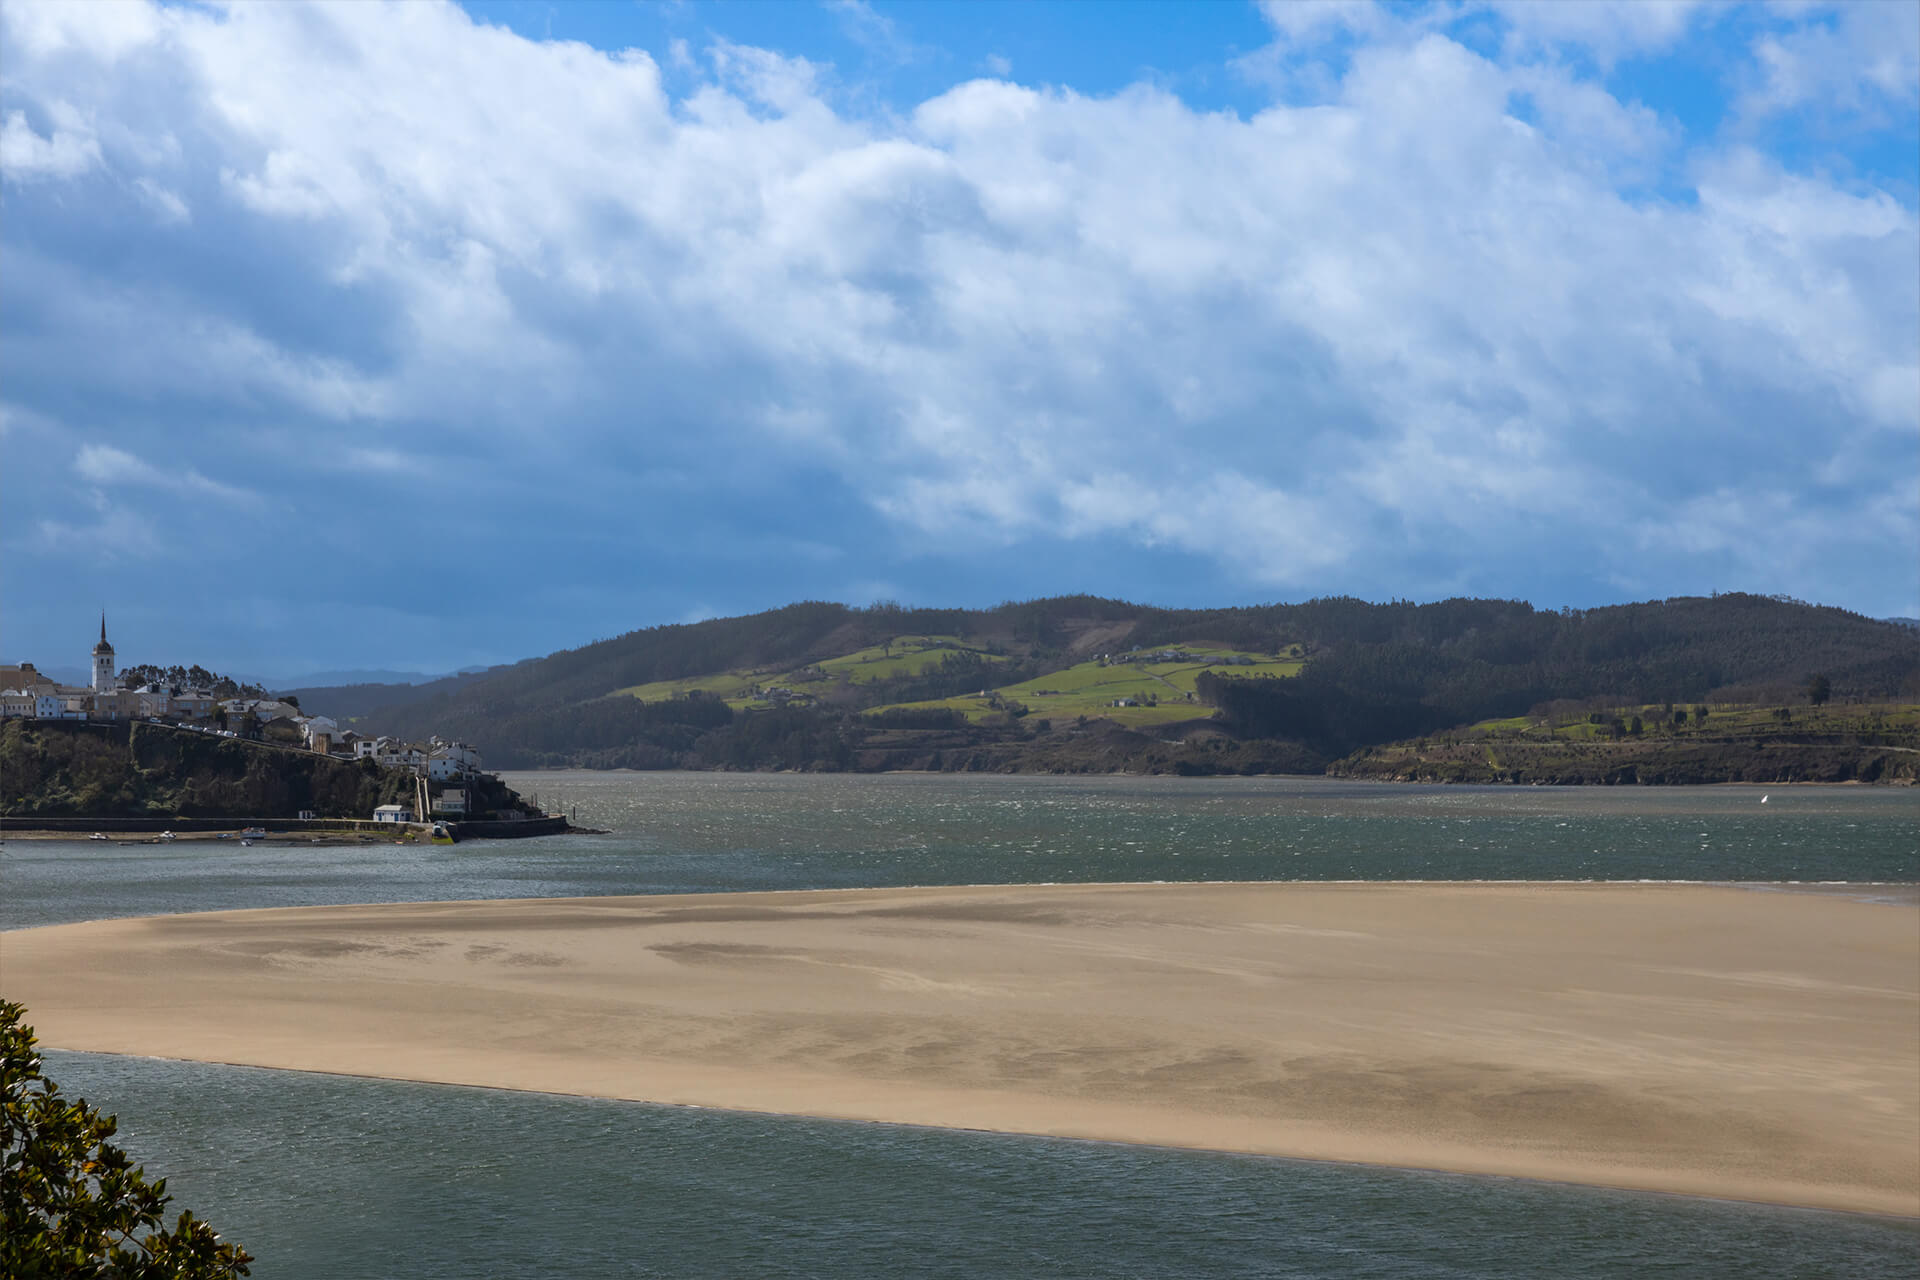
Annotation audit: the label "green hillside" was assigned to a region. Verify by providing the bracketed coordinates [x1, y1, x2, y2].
[1331, 699, 1920, 785]
[869, 646, 1303, 729]
[315, 593, 1920, 778]
[610, 635, 1007, 709]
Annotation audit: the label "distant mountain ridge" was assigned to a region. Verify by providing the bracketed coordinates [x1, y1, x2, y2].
[300, 594, 1919, 779]
[269, 667, 481, 688]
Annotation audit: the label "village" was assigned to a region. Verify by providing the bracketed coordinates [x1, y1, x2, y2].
[1, 617, 489, 823]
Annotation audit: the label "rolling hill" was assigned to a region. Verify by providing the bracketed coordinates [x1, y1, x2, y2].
[289, 593, 1919, 780]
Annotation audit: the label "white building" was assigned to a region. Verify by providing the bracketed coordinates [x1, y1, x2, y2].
[426, 741, 481, 780]
[372, 804, 413, 823]
[1, 690, 35, 718]
[378, 743, 426, 771]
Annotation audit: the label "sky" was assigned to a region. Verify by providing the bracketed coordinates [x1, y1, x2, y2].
[2, 0, 1916, 681]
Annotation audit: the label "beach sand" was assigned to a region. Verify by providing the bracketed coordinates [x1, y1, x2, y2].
[5, 882, 1915, 1216]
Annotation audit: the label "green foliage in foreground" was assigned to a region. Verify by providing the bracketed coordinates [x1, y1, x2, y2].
[1, 1001, 251, 1278]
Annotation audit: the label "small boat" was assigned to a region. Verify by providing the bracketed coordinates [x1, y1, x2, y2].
[240, 839, 253, 847]
[429, 822, 457, 845]
[158, 831, 175, 841]
[89, 832, 109, 841]
[239, 827, 268, 839]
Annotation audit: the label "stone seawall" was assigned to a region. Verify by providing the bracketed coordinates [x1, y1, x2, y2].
[446, 815, 572, 839]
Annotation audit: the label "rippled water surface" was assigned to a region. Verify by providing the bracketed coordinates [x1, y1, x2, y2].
[9, 774, 1917, 1277]
[41, 1053, 1920, 1280]
[6, 774, 1915, 929]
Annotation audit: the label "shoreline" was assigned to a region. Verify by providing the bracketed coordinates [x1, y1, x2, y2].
[0, 814, 576, 841]
[40, 1046, 1920, 1225]
[9, 882, 1916, 1217]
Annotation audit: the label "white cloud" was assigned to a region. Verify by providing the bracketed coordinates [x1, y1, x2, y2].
[33, 502, 164, 561]
[1254, 0, 1391, 46]
[1741, 1, 1920, 120]
[827, 0, 919, 67]
[0, 105, 102, 179]
[0, 0, 1913, 614]
[3, 0, 162, 62]
[0, 400, 62, 440]
[338, 447, 416, 475]
[1487, 0, 1705, 66]
[133, 176, 190, 223]
[75, 444, 259, 506]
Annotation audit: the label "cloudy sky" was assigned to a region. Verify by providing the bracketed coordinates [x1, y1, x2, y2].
[3, 0, 1915, 680]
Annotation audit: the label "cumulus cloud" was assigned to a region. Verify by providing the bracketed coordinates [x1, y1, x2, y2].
[0, 0, 1913, 637]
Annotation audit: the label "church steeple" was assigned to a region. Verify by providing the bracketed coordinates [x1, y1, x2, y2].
[91, 612, 116, 691]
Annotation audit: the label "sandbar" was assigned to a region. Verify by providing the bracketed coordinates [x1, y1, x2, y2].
[5, 882, 1916, 1216]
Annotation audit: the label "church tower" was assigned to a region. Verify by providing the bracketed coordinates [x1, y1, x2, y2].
[92, 613, 116, 691]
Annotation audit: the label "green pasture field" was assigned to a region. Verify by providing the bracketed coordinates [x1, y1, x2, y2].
[869, 646, 1302, 730]
[868, 690, 1205, 730]
[610, 635, 1001, 708]
[611, 669, 765, 705]
[611, 638, 1304, 725]
[816, 635, 1002, 684]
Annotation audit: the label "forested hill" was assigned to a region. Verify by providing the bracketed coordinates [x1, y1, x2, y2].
[318, 594, 1919, 776]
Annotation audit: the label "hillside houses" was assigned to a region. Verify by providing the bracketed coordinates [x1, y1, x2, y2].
[3, 616, 482, 784]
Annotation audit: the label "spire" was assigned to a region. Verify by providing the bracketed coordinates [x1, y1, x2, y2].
[101, 611, 108, 645]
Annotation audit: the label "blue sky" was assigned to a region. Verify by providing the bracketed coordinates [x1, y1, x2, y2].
[2, 0, 1915, 681]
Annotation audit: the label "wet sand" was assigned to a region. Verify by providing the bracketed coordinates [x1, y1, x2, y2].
[5, 882, 1915, 1215]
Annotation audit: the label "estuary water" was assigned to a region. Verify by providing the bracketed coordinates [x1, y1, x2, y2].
[8, 774, 1918, 1277]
